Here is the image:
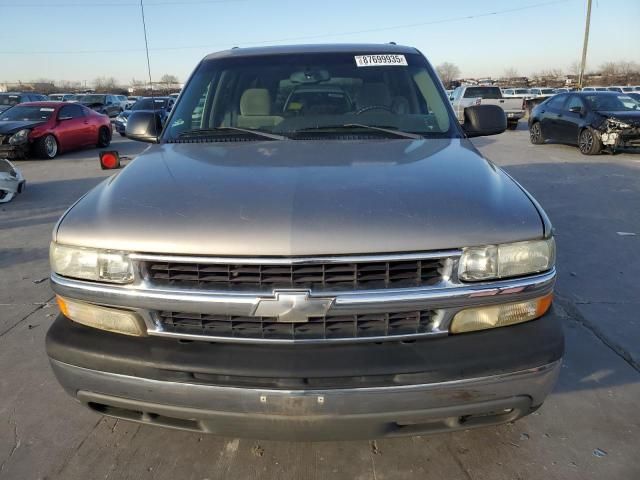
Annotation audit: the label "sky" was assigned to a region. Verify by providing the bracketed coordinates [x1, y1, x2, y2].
[0, 0, 638, 85]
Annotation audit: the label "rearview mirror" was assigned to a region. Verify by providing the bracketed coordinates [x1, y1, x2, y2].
[462, 105, 507, 138]
[126, 111, 162, 143]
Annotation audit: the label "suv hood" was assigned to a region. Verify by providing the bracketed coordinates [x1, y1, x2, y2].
[56, 139, 544, 256]
[0, 120, 46, 135]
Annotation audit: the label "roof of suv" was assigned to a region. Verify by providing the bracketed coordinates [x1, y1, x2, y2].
[204, 43, 418, 61]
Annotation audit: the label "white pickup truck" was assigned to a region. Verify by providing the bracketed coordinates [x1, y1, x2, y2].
[450, 86, 524, 130]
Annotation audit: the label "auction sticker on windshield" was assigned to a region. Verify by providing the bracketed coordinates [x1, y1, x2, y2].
[355, 54, 407, 67]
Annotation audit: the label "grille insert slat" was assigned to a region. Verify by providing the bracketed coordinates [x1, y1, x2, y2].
[145, 258, 445, 291]
[158, 310, 437, 341]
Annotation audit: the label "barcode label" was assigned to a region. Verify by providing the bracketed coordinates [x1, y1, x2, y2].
[355, 54, 408, 67]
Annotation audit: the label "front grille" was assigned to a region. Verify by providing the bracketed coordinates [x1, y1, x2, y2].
[157, 310, 437, 341]
[144, 258, 445, 291]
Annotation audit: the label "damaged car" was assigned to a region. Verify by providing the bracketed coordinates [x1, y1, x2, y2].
[0, 102, 112, 159]
[529, 91, 640, 154]
[0, 159, 25, 203]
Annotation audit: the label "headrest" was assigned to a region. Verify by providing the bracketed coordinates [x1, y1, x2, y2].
[240, 88, 271, 116]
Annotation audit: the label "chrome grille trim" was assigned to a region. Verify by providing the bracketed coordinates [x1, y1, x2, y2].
[129, 250, 462, 265]
[156, 309, 441, 341]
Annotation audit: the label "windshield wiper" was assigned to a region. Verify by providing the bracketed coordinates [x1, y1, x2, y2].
[291, 123, 423, 139]
[177, 126, 286, 141]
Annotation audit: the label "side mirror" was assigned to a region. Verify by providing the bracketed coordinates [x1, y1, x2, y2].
[462, 105, 507, 138]
[125, 111, 162, 143]
[569, 105, 583, 114]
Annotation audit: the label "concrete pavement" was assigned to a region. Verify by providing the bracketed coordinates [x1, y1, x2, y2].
[0, 131, 638, 479]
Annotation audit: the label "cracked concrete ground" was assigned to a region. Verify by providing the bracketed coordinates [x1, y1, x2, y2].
[1, 131, 639, 479]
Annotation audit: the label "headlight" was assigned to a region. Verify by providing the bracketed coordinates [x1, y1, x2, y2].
[50, 243, 134, 284]
[607, 118, 631, 129]
[458, 238, 555, 281]
[116, 115, 127, 123]
[9, 129, 30, 145]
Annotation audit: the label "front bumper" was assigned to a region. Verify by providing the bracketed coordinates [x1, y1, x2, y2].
[51, 358, 560, 441]
[0, 143, 29, 160]
[47, 310, 564, 440]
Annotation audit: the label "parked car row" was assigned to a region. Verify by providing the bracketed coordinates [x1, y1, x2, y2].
[114, 96, 175, 137]
[450, 86, 524, 129]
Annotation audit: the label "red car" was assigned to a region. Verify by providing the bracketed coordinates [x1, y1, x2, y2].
[0, 102, 112, 160]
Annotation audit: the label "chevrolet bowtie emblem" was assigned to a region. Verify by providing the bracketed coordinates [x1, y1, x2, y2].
[252, 291, 335, 323]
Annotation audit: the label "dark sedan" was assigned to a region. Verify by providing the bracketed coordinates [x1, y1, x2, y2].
[529, 92, 640, 154]
[114, 97, 174, 136]
[0, 92, 48, 114]
[77, 94, 123, 118]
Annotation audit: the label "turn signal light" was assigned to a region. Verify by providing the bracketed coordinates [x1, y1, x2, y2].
[56, 295, 146, 336]
[450, 293, 553, 334]
[99, 151, 121, 170]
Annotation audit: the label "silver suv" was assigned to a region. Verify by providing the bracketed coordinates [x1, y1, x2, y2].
[47, 44, 562, 441]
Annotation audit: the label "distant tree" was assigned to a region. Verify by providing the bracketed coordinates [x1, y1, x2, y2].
[616, 61, 640, 84]
[503, 67, 519, 80]
[568, 61, 581, 76]
[435, 62, 460, 88]
[93, 76, 119, 92]
[160, 74, 179, 91]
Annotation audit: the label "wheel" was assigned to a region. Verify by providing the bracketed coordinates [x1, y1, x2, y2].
[507, 120, 519, 130]
[578, 128, 602, 155]
[529, 122, 544, 144]
[119, 132, 126, 137]
[34, 134, 58, 159]
[97, 127, 112, 147]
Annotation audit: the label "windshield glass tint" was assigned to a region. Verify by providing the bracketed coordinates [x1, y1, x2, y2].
[0, 95, 21, 106]
[585, 94, 640, 111]
[80, 95, 106, 103]
[0, 105, 54, 121]
[165, 52, 453, 139]
[133, 98, 168, 110]
[463, 87, 502, 99]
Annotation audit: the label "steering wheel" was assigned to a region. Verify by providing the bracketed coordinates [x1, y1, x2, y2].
[355, 105, 393, 115]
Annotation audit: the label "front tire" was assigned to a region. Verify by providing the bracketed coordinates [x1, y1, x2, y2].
[507, 120, 519, 130]
[97, 127, 111, 147]
[529, 121, 544, 144]
[578, 128, 602, 155]
[34, 134, 58, 159]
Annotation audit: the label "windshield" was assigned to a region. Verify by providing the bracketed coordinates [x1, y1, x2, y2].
[0, 105, 54, 121]
[165, 52, 454, 140]
[515, 89, 529, 94]
[585, 94, 640, 111]
[540, 89, 554, 94]
[132, 98, 168, 110]
[0, 94, 21, 106]
[79, 94, 106, 104]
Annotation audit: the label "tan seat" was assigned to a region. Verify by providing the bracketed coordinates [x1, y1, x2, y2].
[236, 88, 283, 129]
